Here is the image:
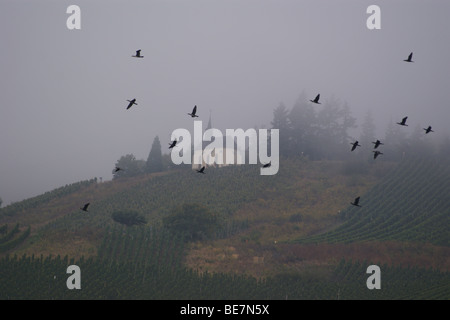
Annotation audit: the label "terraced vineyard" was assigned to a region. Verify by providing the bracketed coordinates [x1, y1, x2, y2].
[2, 159, 347, 258]
[0, 224, 31, 253]
[1, 245, 449, 299]
[296, 159, 450, 246]
[1, 158, 449, 299]
[40, 165, 274, 232]
[97, 225, 186, 270]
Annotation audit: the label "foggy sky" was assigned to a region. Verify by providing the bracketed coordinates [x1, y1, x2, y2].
[1, 0, 450, 205]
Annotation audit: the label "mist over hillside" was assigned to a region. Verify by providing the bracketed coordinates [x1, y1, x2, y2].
[1, 0, 450, 301]
[1, 0, 450, 206]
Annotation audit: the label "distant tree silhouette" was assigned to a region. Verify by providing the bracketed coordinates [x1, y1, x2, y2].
[269, 92, 358, 160]
[163, 203, 219, 242]
[146, 136, 164, 173]
[288, 93, 318, 158]
[271, 102, 291, 158]
[113, 154, 144, 179]
[316, 98, 356, 160]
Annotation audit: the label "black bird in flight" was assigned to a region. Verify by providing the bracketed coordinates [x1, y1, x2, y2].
[310, 94, 321, 104]
[80, 203, 90, 212]
[423, 126, 434, 134]
[396, 116, 408, 126]
[126, 99, 138, 110]
[196, 166, 206, 174]
[350, 141, 361, 151]
[113, 167, 122, 173]
[168, 139, 177, 149]
[373, 150, 383, 159]
[372, 140, 384, 149]
[262, 162, 271, 168]
[351, 197, 361, 207]
[403, 52, 413, 63]
[132, 50, 144, 58]
[188, 105, 199, 118]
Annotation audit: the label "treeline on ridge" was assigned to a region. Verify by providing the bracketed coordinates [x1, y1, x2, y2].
[112, 92, 450, 180]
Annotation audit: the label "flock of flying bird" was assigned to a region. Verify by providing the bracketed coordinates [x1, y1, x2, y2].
[308, 53, 435, 208]
[81, 49, 267, 212]
[346, 52, 435, 208]
[348, 113, 433, 207]
[81, 51, 432, 213]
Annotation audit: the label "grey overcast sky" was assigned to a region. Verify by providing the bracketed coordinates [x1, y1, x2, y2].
[1, 0, 450, 205]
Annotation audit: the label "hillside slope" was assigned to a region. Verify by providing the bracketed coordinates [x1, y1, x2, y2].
[1, 158, 450, 299]
[1, 158, 449, 274]
[295, 158, 450, 246]
[0, 159, 384, 258]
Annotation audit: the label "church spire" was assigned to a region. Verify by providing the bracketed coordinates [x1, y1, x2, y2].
[206, 109, 212, 130]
